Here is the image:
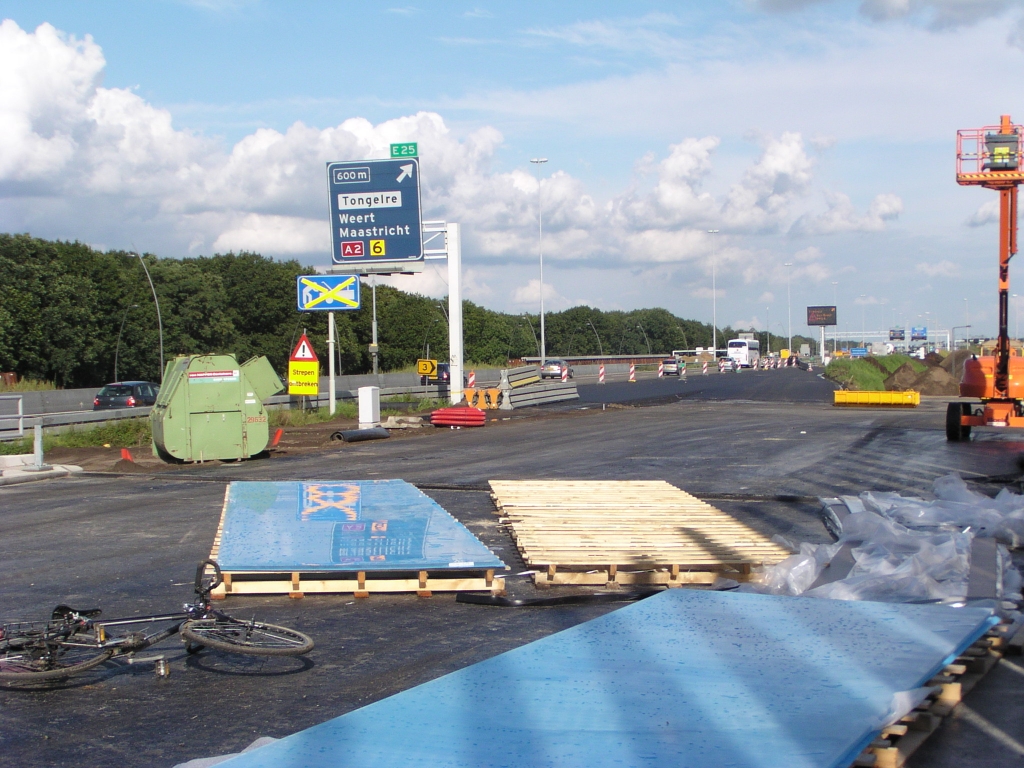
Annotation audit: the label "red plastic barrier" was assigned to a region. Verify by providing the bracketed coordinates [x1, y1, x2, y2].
[431, 406, 487, 427]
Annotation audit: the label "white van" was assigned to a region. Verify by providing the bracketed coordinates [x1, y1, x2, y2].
[727, 338, 760, 368]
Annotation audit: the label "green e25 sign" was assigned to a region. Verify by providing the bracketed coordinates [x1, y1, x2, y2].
[390, 142, 418, 158]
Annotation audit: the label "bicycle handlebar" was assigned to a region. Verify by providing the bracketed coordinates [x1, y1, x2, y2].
[194, 560, 223, 596]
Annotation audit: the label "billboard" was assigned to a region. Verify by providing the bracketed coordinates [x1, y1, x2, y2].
[911, 326, 927, 341]
[889, 328, 905, 341]
[807, 305, 837, 326]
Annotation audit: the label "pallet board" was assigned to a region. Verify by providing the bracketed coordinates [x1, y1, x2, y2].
[208, 589, 998, 768]
[208, 480, 506, 598]
[489, 480, 792, 585]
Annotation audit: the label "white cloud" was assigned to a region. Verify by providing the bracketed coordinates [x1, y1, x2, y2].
[967, 199, 1000, 226]
[211, 214, 328, 254]
[511, 279, 569, 309]
[733, 315, 763, 330]
[790, 192, 902, 235]
[916, 259, 960, 277]
[759, 291, 776, 303]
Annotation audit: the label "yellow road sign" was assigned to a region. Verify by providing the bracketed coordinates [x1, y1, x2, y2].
[288, 361, 320, 395]
[369, 239, 386, 257]
[298, 276, 359, 311]
[417, 359, 437, 376]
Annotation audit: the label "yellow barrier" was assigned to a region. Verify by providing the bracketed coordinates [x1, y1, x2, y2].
[833, 390, 920, 407]
[464, 388, 503, 410]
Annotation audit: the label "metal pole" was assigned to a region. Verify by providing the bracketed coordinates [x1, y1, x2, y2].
[135, 252, 164, 381]
[785, 262, 793, 354]
[708, 230, 719, 354]
[531, 159, 548, 366]
[587, 319, 603, 355]
[832, 281, 838, 353]
[637, 324, 651, 355]
[371, 280, 378, 376]
[447, 222, 464, 404]
[114, 304, 137, 382]
[328, 311, 336, 415]
[766, 306, 770, 355]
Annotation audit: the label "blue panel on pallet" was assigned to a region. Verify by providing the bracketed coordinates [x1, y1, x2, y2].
[216, 480, 505, 571]
[218, 589, 995, 768]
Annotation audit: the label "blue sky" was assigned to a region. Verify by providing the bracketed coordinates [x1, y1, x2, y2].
[2, 0, 1024, 341]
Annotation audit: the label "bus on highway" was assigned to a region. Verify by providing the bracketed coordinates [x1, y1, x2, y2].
[727, 338, 760, 368]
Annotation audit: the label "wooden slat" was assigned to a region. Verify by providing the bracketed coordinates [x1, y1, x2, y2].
[489, 480, 790, 584]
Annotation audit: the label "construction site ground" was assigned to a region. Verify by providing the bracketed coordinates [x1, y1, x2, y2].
[1, 370, 1022, 767]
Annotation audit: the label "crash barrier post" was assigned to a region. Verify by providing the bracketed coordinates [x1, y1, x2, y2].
[468, 370, 476, 388]
[599, 364, 606, 384]
[629, 362, 636, 383]
[499, 365, 541, 390]
[658, 362, 664, 378]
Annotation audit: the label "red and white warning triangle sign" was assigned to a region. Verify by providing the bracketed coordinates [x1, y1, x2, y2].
[290, 333, 318, 362]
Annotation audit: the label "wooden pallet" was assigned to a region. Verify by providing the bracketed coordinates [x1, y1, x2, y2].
[849, 619, 1020, 768]
[207, 486, 503, 599]
[489, 480, 792, 586]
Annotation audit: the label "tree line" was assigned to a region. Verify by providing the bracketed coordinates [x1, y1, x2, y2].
[0, 234, 813, 388]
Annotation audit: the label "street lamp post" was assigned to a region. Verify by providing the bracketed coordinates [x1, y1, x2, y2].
[134, 252, 164, 382]
[766, 306, 770, 356]
[531, 158, 548, 366]
[114, 304, 139, 382]
[859, 295, 867, 347]
[708, 230, 719, 354]
[636, 323, 651, 355]
[784, 262, 793, 354]
[587, 319, 604, 355]
[831, 281, 838, 353]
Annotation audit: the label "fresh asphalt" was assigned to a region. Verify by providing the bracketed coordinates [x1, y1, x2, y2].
[1, 369, 1022, 768]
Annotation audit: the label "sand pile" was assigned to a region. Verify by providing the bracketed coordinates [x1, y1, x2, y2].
[883, 363, 921, 391]
[909, 366, 960, 395]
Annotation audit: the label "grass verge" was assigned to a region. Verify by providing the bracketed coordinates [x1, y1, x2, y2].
[825, 354, 928, 390]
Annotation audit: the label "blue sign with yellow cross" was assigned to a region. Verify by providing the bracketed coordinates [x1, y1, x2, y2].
[326, 158, 423, 266]
[296, 274, 360, 312]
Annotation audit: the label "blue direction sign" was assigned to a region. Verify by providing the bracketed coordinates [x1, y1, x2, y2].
[297, 274, 360, 312]
[851, 347, 868, 358]
[911, 326, 927, 341]
[326, 158, 422, 266]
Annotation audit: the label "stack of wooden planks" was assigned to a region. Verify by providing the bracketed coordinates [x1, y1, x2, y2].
[489, 480, 792, 586]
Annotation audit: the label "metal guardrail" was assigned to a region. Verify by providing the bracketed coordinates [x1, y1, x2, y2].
[0, 394, 24, 439]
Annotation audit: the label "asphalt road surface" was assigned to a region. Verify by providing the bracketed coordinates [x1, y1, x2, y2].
[1, 370, 1022, 767]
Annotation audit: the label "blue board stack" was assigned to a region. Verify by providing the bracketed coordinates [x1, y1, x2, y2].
[208, 480, 506, 597]
[215, 589, 996, 767]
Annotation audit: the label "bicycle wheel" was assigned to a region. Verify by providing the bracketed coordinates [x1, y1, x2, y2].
[0, 627, 112, 684]
[181, 619, 313, 657]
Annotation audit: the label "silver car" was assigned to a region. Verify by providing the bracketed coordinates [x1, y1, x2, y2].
[540, 359, 573, 379]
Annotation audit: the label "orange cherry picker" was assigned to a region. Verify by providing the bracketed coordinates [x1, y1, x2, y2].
[949, 115, 1024, 440]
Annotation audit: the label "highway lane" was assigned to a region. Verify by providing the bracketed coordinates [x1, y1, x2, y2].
[1, 375, 1021, 768]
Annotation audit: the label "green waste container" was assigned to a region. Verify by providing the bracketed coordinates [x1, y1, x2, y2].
[151, 354, 284, 463]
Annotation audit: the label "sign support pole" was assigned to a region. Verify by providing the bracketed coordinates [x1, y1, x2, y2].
[820, 326, 825, 362]
[372, 280, 379, 376]
[328, 312, 336, 415]
[447, 222, 464, 405]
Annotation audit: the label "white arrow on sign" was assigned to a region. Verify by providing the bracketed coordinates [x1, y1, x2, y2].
[396, 164, 414, 183]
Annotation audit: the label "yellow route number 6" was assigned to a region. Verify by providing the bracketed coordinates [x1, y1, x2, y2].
[369, 239, 386, 257]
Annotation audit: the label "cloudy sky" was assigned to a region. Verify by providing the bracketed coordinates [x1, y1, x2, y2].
[2, 1, 1024, 340]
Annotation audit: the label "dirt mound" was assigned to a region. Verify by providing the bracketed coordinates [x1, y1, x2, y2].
[884, 363, 921, 391]
[909, 366, 960, 396]
[922, 352, 946, 368]
[941, 350, 972, 373]
[111, 458, 149, 472]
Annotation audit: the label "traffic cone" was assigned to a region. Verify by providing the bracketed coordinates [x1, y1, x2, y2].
[599, 364, 606, 384]
[629, 362, 636, 382]
[561, 366, 568, 382]
[468, 370, 476, 388]
[658, 362, 664, 378]
[702, 361, 708, 375]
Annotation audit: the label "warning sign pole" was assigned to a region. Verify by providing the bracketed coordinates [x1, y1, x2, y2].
[328, 312, 336, 415]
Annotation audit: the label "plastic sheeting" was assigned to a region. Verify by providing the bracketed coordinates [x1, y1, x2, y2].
[856, 473, 1024, 548]
[750, 474, 1023, 604]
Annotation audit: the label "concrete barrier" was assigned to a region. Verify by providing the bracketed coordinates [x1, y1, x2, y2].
[504, 381, 579, 409]
[500, 365, 541, 390]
